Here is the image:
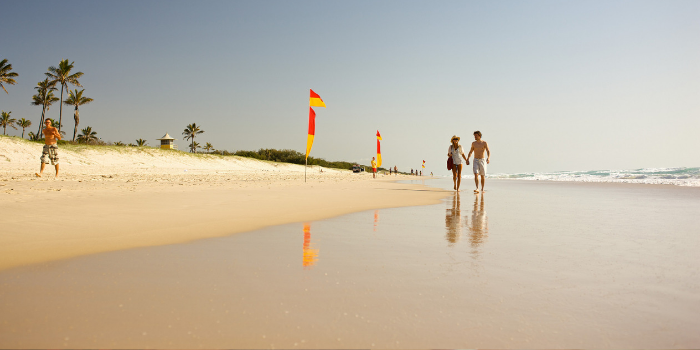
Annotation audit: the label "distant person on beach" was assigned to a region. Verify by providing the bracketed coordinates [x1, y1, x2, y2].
[448, 135, 468, 191]
[371, 157, 377, 179]
[394, 166, 397, 176]
[36, 119, 61, 178]
[467, 130, 490, 193]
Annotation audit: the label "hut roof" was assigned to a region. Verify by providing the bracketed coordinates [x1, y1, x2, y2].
[157, 133, 175, 141]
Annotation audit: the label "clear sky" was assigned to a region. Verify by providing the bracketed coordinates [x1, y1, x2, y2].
[2, 0, 698, 175]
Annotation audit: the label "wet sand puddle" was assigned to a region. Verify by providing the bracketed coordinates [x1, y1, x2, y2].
[1, 179, 699, 348]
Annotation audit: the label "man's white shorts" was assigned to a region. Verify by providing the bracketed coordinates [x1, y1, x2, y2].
[473, 158, 487, 175]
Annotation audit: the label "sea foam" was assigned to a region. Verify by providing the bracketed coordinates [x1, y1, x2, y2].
[488, 167, 700, 187]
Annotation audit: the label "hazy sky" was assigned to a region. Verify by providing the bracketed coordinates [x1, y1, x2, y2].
[2, 0, 698, 174]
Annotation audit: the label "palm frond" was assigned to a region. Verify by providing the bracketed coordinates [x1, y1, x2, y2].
[1, 111, 18, 134]
[64, 89, 93, 106]
[17, 118, 32, 128]
[0, 58, 19, 94]
[45, 60, 82, 87]
[77, 126, 98, 144]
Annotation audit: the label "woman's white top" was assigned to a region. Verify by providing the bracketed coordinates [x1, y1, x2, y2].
[449, 144, 465, 165]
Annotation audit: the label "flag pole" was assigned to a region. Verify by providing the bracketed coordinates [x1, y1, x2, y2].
[305, 158, 307, 182]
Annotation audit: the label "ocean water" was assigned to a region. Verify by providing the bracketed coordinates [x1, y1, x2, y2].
[489, 167, 700, 187]
[1, 179, 699, 348]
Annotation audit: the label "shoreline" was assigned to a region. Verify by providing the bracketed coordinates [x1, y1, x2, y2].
[3, 134, 696, 271]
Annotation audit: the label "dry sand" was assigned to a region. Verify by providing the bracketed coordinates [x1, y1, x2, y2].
[0, 136, 448, 271]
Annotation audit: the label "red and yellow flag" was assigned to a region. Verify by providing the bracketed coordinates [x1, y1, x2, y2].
[306, 90, 325, 161]
[309, 89, 326, 108]
[305, 107, 316, 160]
[376, 130, 382, 167]
[422, 160, 426, 168]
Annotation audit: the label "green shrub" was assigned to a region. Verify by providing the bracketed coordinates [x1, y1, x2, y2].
[231, 148, 384, 171]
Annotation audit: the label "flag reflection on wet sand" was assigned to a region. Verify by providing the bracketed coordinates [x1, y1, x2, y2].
[302, 223, 319, 268]
[373, 210, 379, 232]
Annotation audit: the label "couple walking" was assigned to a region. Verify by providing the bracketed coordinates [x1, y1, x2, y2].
[449, 131, 490, 192]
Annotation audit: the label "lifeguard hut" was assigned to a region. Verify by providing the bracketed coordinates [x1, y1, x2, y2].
[156, 133, 177, 149]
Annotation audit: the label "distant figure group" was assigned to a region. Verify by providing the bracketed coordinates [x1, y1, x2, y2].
[449, 131, 490, 192]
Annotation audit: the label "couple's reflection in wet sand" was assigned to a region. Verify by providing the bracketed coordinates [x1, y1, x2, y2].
[445, 192, 488, 256]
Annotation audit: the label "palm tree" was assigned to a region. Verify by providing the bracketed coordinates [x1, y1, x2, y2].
[182, 123, 204, 153]
[27, 131, 38, 141]
[76, 126, 97, 144]
[45, 59, 83, 134]
[203, 142, 214, 153]
[32, 79, 59, 138]
[190, 141, 200, 153]
[16, 118, 32, 138]
[1, 111, 17, 135]
[113, 141, 125, 146]
[136, 138, 147, 147]
[63, 89, 94, 141]
[0, 59, 18, 95]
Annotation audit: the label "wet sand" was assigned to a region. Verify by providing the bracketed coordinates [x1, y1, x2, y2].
[1, 179, 699, 348]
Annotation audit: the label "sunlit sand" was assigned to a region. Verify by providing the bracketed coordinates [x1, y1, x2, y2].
[0, 136, 446, 271]
[1, 174, 698, 348]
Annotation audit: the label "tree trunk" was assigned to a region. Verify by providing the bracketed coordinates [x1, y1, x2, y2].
[58, 84, 64, 133]
[72, 107, 79, 141]
[37, 107, 46, 138]
[22, 128, 25, 138]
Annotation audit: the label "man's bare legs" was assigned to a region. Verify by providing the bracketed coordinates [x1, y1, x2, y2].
[452, 164, 462, 190]
[473, 173, 485, 193]
[36, 163, 59, 178]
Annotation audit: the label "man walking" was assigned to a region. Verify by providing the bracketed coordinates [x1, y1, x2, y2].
[36, 119, 61, 177]
[467, 130, 490, 193]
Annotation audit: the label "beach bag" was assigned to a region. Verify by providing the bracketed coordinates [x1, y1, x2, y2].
[447, 156, 453, 171]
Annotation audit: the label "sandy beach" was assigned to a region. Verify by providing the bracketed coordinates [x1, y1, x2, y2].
[0, 136, 448, 271]
[3, 0, 698, 347]
[1, 177, 699, 348]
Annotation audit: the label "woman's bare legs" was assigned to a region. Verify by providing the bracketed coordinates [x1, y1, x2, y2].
[456, 164, 462, 190]
[452, 167, 458, 190]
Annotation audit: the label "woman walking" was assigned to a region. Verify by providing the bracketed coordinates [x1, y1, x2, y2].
[448, 135, 468, 191]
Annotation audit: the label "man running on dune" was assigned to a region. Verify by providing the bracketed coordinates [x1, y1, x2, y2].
[36, 119, 61, 178]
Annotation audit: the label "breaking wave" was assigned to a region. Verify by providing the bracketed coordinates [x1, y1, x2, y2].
[489, 167, 700, 187]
